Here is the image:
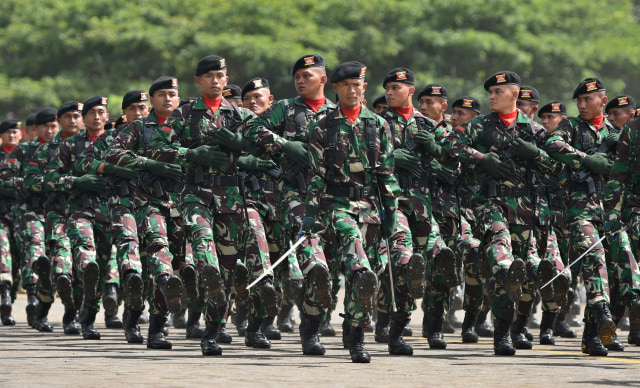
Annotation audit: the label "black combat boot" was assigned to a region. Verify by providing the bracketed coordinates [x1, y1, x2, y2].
[425, 304, 447, 349]
[55, 274, 74, 309]
[34, 301, 53, 332]
[235, 303, 249, 336]
[125, 272, 145, 312]
[201, 321, 223, 356]
[245, 317, 271, 348]
[627, 294, 640, 345]
[123, 308, 143, 344]
[348, 326, 371, 363]
[300, 317, 325, 355]
[258, 279, 279, 317]
[537, 259, 555, 302]
[592, 301, 616, 347]
[435, 247, 459, 289]
[173, 308, 187, 329]
[180, 264, 198, 302]
[308, 264, 332, 309]
[216, 323, 232, 343]
[510, 314, 533, 349]
[261, 315, 281, 340]
[461, 311, 479, 343]
[375, 311, 390, 343]
[0, 283, 15, 326]
[553, 312, 577, 338]
[604, 333, 625, 351]
[475, 310, 494, 337]
[79, 307, 101, 340]
[102, 283, 119, 320]
[539, 311, 557, 345]
[157, 274, 183, 315]
[277, 303, 295, 333]
[35, 256, 53, 293]
[494, 318, 516, 355]
[442, 316, 456, 334]
[185, 310, 203, 338]
[582, 320, 608, 356]
[353, 269, 377, 315]
[342, 317, 350, 349]
[203, 264, 226, 307]
[233, 261, 250, 305]
[496, 258, 526, 303]
[62, 308, 80, 335]
[402, 253, 426, 298]
[147, 314, 172, 349]
[388, 320, 413, 355]
[25, 284, 38, 327]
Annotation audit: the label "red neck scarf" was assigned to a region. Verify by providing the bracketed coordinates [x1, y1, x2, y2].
[61, 134, 69, 140]
[87, 133, 100, 141]
[394, 106, 413, 123]
[37, 137, 46, 145]
[2, 145, 15, 154]
[589, 115, 604, 129]
[341, 105, 362, 124]
[498, 110, 518, 127]
[156, 116, 167, 126]
[203, 96, 222, 115]
[303, 98, 326, 113]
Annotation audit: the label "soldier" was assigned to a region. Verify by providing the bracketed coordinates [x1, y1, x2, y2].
[516, 85, 540, 120]
[152, 55, 276, 355]
[372, 93, 388, 114]
[417, 83, 449, 128]
[24, 113, 38, 142]
[301, 61, 400, 363]
[242, 77, 274, 115]
[605, 95, 636, 130]
[0, 119, 22, 326]
[122, 89, 150, 124]
[223, 84, 243, 107]
[450, 97, 481, 127]
[538, 101, 567, 133]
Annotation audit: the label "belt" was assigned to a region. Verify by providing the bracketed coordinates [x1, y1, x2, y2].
[569, 179, 606, 193]
[185, 174, 240, 187]
[481, 182, 532, 198]
[397, 174, 430, 189]
[326, 185, 378, 200]
[260, 180, 278, 192]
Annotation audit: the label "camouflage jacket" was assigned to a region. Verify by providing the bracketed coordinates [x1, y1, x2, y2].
[306, 104, 399, 224]
[0, 145, 22, 217]
[544, 116, 615, 223]
[604, 118, 640, 222]
[151, 96, 254, 212]
[442, 110, 556, 224]
[0, 137, 48, 212]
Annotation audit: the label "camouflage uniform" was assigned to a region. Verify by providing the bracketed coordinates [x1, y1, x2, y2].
[0, 147, 20, 288]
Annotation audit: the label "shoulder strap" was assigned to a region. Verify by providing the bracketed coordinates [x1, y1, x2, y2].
[482, 116, 498, 149]
[47, 142, 59, 160]
[142, 117, 154, 154]
[28, 144, 39, 161]
[364, 118, 377, 172]
[576, 120, 593, 150]
[293, 101, 307, 128]
[326, 109, 339, 183]
[75, 135, 85, 156]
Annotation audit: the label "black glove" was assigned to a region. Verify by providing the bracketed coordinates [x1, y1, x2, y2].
[145, 159, 183, 180]
[187, 145, 229, 168]
[103, 163, 139, 180]
[430, 159, 456, 185]
[582, 153, 613, 176]
[73, 175, 107, 193]
[477, 152, 513, 180]
[215, 128, 253, 151]
[394, 149, 420, 172]
[510, 138, 539, 160]
[413, 130, 442, 157]
[236, 155, 277, 172]
[281, 140, 309, 167]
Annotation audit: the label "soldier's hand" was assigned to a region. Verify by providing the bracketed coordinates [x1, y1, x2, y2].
[510, 138, 539, 160]
[145, 159, 183, 180]
[103, 163, 139, 180]
[582, 153, 613, 176]
[73, 175, 107, 193]
[237, 155, 276, 172]
[381, 209, 397, 239]
[216, 128, 253, 151]
[393, 149, 420, 171]
[281, 140, 309, 167]
[301, 216, 323, 234]
[478, 152, 512, 179]
[430, 159, 456, 185]
[209, 149, 230, 169]
[604, 219, 622, 235]
[605, 132, 620, 148]
[413, 131, 442, 157]
[187, 145, 218, 167]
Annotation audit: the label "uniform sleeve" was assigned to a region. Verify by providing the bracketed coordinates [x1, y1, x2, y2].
[0, 146, 25, 190]
[23, 145, 46, 192]
[44, 141, 76, 192]
[441, 118, 485, 164]
[105, 122, 148, 170]
[150, 109, 190, 167]
[244, 103, 289, 155]
[603, 125, 633, 219]
[544, 119, 586, 170]
[376, 119, 399, 212]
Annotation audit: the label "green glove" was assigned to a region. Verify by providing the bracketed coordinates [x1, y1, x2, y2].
[281, 140, 309, 167]
[103, 163, 139, 180]
[413, 130, 442, 157]
[582, 153, 613, 176]
[381, 209, 397, 239]
[145, 159, 183, 180]
[430, 159, 456, 185]
[477, 152, 513, 180]
[301, 207, 322, 234]
[510, 138, 539, 160]
[236, 155, 277, 172]
[187, 145, 229, 168]
[604, 218, 622, 235]
[73, 175, 107, 193]
[605, 132, 620, 148]
[216, 128, 253, 151]
[394, 149, 420, 171]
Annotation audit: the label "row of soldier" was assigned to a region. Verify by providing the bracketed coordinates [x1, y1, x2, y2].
[0, 53, 639, 363]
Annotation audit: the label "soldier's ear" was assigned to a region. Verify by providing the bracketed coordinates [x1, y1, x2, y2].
[332, 83, 338, 93]
[408, 86, 415, 98]
[320, 74, 328, 86]
[602, 95, 609, 106]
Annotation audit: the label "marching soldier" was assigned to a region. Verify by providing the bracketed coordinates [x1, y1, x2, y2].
[605, 95, 636, 130]
[516, 85, 540, 120]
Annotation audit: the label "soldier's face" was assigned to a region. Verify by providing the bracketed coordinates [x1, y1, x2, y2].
[606, 107, 635, 129]
[384, 82, 414, 108]
[225, 98, 243, 107]
[294, 68, 327, 100]
[0, 128, 22, 147]
[516, 100, 538, 119]
[150, 89, 180, 118]
[451, 107, 478, 128]
[243, 89, 274, 115]
[333, 78, 367, 110]
[195, 70, 228, 99]
[540, 113, 565, 133]
[374, 103, 389, 114]
[83, 106, 109, 132]
[418, 96, 447, 121]
[26, 124, 38, 141]
[577, 92, 607, 121]
[488, 85, 518, 114]
[123, 102, 149, 123]
[57, 111, 83, 137]
[36, 121, 59, 143]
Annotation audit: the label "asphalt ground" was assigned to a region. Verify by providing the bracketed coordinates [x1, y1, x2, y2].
[1, 293, 639, 388]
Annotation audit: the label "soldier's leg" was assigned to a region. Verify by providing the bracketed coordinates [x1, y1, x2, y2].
[0, 217, 15, 326]
[456, 213, 483, 342]
[92, 213, 122, 329]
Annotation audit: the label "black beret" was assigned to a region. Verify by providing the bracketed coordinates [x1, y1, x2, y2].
[179, 97, 197, 107]
[451, 96, 481, 114]
[572, 78, 605, 99]
[0, 119, 21, 134]
[418, 83, 449, 100]
[196, 55, 227, 76]
[104, 119, 116, 130]
[330, 61, 367, 83]
[605, 95, 636, 113]
[121, 90, 149, 110]
[537, 101, 567, 118]
[636, 104, 640, 117]
[222, 84, 242, 99]
[383, 67, 415, 87]
[26, 113, 37, 126]
[82, 96, 108, 116]
[242, 77, 270, 98]
[115, 115, 127, 128]
[291, 54, 325, 76]
[484, 71, 521, 91]
[518, 85, 540, 103]
[372, 92, 388, 108]
[149, 77, 179, 97]
[34, 107, 58, 125]
[57, 101, 83, 117]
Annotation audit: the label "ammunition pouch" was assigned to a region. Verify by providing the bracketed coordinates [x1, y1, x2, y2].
[185, 174, 240, 187]
[326, 184, 377, 200]
[481, 181, 532, 198]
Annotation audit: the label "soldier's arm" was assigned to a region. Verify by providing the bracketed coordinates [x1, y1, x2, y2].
[75, 133, 112, 174]
[105, 122, 148, 170]
[23, 145, 47, 192]
[244, 102, 289, 156]
[150, 109, 190, 167]
[44, 141, 76, 192]
[376, 119, 400, 212]
[0, 146, 25, 191]
[543, 118, 585, 170]
[531, 123, 561, 175]
[305, 121, 327, 212]
[603, 125, 633, 217]
[441, 118, 484, 165]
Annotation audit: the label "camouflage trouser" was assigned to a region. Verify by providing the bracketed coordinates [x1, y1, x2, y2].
[167, 206, 198, 313]
[45, 210, 73, 282]
[420, 213, 449, 319]
[376, 209, 415, 323]
[18, 209, 48, 299]
[606, 229, 640, 321]
[320, 210, 383, 328]
[568, 219, 609, 305]
[0, 216, 14, 285]
[534, 223, 570, 313]
[136, 203, 175, 315]
[182, 201, 271, 323]
[67, 209, 114, 311]
[111, 204, 143, 277]
[627, 213, 640, 259]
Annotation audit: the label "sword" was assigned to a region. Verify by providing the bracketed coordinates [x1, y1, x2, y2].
[247, 234, 308, 290]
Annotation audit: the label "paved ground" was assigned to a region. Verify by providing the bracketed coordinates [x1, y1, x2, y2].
[1, 294, 639, 388]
